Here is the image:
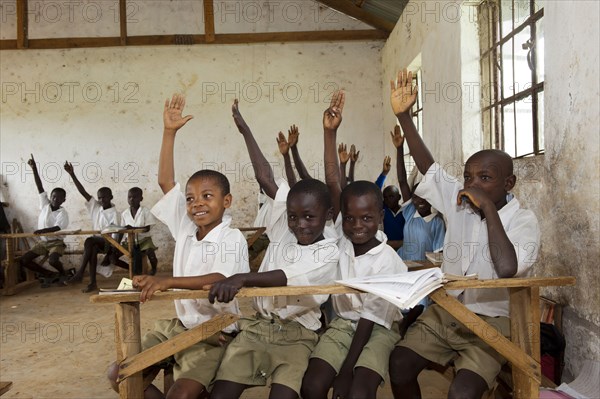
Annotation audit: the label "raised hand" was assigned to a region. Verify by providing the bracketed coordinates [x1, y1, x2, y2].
[390, 125, 405, 148]
[338, 143, 349, 164]
[232, 99, 251, 134]
[63, 161, 74, 175]
[382, 155, 392, 175]
[390, 68, 418, 116]
[349, 144, 360, 163]
[163, 94, 194, 132]
[27, 154, 37, 170]
[288, 125, 299, 147]
[323, 90, 345, 131]
[276, 132, 290, 155]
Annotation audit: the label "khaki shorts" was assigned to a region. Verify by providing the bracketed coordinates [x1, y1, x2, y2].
[142, 318, 231, 388]
[123, 237, 157, 252]
[397, 304, 510, 389]
[30, 240, 66, 256]
[311, 317, 400, 379]
[215, 315, 319, 395]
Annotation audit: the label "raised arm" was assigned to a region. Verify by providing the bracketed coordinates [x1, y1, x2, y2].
[232, 99, 278, 199]
[323, 91, 345, 220]
[390, 69, 434, 174]
[277, 131, 298, 187]
[64, 161, 91, 202]
[158, 94, 194, 194]
[348, 144, 359, 184]
[288, 125, 312, 180]
[391, 126, 412, 201]
[27, 154, 44, 194]
[338, 143, 349, 189]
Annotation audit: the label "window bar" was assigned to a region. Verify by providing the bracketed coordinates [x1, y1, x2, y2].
[511, 0, 518, 157]
[530, 0, 540, 154]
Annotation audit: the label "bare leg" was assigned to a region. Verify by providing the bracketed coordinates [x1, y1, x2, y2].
[301, 358, 337, 399]
[389, 346, 430, 399]
[447, 369, 489, 399]
[209, 380, 249, 399]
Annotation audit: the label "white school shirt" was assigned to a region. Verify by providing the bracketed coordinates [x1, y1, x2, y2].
[333, 224, 407, 330]
[38, 192, 69, 241]
[415, 162, 540, 318]
[151, 183, 249, 332]
[254, 181, 340, 331]
[86, 198, 119, 231]
[121, 206, 157, 239]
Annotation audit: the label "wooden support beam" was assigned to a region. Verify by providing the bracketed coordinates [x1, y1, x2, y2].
[317, 0, 395, 32]
[203, 0, 215, 43]
[16, 0, 28, 48]
[115, 302, 143, 398]
[102, 234, 130, 258]
[119, 0, 127, 45]
[444, 276, 576, 290]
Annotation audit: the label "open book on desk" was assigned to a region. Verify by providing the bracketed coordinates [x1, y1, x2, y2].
[336, 268, 444, 310]
[99, 278, 139, 295]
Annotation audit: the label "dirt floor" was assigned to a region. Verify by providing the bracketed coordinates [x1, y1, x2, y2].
[0, 270, 450, 398]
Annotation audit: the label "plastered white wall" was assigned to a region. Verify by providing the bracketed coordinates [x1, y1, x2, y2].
[381, 0, 600, 381]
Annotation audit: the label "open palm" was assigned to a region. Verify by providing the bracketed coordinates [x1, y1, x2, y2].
[164, 94, 193, 131]
[390, 69, 418, 115]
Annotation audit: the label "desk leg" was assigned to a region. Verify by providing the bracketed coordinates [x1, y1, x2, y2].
[509, 286, 541, 399]
[116, 302, 143, 399]
[127, 233, 134, 279]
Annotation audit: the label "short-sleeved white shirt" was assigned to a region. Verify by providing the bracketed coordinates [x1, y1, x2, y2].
[254, 181, 340, 331]
[121, 206, 157, 239]
[85, 198, 118, 231]
[333, 226, 407, 330]
[151, 183, 249, 332]
[38, 192, 69, 241]
[416, 162, 540, 317]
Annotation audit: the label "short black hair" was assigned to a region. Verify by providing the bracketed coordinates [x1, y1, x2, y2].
[98, 187, 113, 197]
[341, 180, 383, 211]
[128, 187, 143, 196]
[187, 170, 230, 195]
[51, 187, 66, 198]
[288, 179, 332, 209]
[467, 149, 514, 177]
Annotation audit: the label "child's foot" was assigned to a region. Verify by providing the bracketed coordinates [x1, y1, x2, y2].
[81, 283, 98, 293]
[63, 275, 83, 286]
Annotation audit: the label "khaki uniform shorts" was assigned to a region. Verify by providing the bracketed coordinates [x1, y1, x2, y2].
[30, 240, 66, 256]
[397, 304, 510, 389]
[215, 315, 319, 395]
[311, 317, 400, 380]
[142, 318, 231, 388]
[123, 237, 157, 252]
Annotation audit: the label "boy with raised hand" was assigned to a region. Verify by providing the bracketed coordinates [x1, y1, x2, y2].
[20, 154, 69, 284]
[207, 99, 339, 399]
[107, 94, 249, 398]
[388, 69, 540, 399]
[276, 130, 298, 187]
[301, 91, 407, 399]
[63, 162, 119, 293]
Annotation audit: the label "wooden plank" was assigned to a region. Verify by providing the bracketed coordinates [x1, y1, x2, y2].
[16, 0, 27, 48]
[510, 286, 541, 399]
[127, 233, 134, 279]
[444, 276, 575, 289]
[0, 40, 17, 50]
[117, 313, 239, 382]
[430, 289, 541, 383]
[316, 0, 395, 32]
[211, 30, 388, 44]
[0, 230, 99, 239]
[115, 302, 143, 398]
[90, 284, 362, 304]
[119, 0, 127, 45]
[102, 234, 130, 258]
[1, 280, 38, 296]
[245, 227, 266, 247]
[0, 381, 13, 396]
[203, 0, 215, 43]
[3, 234, 17, 290]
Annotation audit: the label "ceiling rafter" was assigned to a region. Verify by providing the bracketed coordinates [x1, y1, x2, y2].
[316, 0, 395, 33]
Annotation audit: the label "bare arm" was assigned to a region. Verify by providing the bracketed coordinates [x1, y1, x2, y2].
[338, 143, 349, 189]
[158, 94, 194, 194]
[323, 91, 345, 220]
[390, 69, 434, 175]
[133, 273, 223, 303]
[277, 132, 298, 187]
[391, 126, 412, 201]
[208, 270, 287, 303]
[288, 125, 312, 180]
[232, 99, 278, 199]
[27, 154, 44, 194]
[348, 144, 360, 184]
[64, 161, 91, 202]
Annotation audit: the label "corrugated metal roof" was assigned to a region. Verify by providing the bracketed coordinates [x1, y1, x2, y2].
[359, 0, 409, 23]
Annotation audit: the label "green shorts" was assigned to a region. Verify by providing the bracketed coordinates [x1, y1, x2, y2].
[123, 237, 158, 252]
[142, 318, 231, 388]
[215, 315, 319, 395]
[397, 304, 510, 389]
[30, 240, 66, 256]
[310, 317, 400, 380]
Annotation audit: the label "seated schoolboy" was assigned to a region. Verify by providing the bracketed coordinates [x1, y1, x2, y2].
[301, 91, 407, 399]
[107, 94, 249, 399]
[111, 187, 159, 275]
[207, 99, 340, 399]
[391, 126, 445, 262]
[375, 149, 405, 250]
[19, 154, 70, 285]
[63, 162, 120, 293]
[388, 69, 540, 399]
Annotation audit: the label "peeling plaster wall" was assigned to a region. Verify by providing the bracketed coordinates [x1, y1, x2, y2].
[0, 2, 385, 271]
[382, 0, 600, 380]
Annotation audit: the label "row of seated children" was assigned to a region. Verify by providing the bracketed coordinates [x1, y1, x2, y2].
[18, 155, 158, 292]
[107, 64, 540, 399]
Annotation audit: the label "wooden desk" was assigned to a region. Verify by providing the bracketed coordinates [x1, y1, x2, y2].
[0, 228, 147, 295]
[90, 276, 575, 399]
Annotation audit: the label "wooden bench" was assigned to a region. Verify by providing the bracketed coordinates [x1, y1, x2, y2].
[90, 276, 575, 399]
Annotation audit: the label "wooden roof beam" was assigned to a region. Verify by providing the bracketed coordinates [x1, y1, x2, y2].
[316, 0, 395, 33]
